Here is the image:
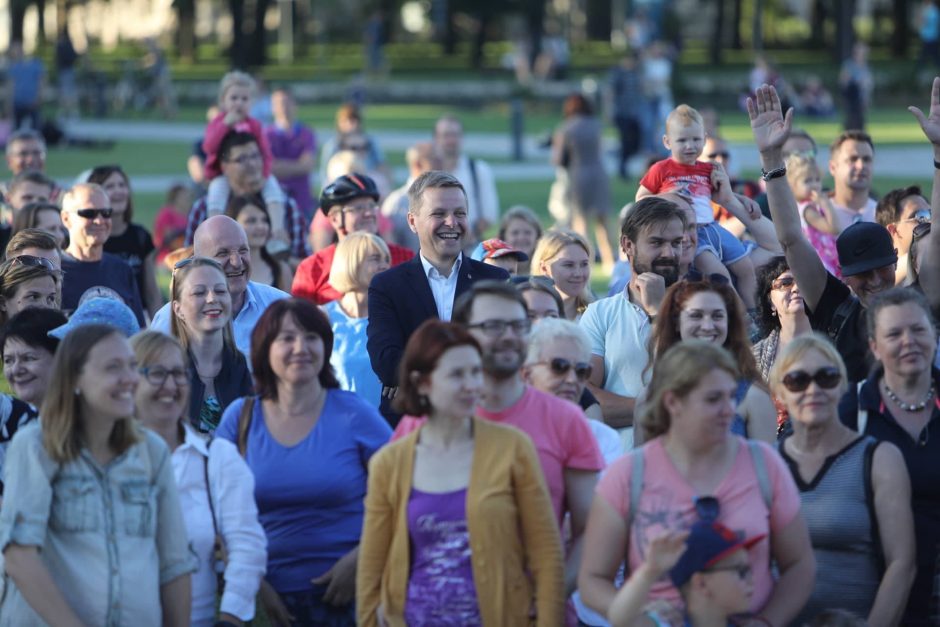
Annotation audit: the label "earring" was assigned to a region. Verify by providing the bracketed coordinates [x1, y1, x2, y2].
[74, 388, 81, 396]
[771, 309, 778, 317]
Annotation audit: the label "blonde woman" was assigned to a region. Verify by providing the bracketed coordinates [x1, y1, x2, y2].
[323, 232, 391, 407]
[531, 229, 595, 320]
[0, 324, 194, 625]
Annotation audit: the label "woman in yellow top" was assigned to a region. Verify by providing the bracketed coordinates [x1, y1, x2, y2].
[357, 319, 564, 627]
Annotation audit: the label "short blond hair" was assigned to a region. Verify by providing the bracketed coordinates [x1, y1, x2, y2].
[61, 183, 108, 214]
[530, 229, 595, 314]
[767, 333, 848, 399]
[329, 232, 391, 294]
[785, 153, 819, 190]
[218, 71, 255, 105]
[666, 104, 704, 132]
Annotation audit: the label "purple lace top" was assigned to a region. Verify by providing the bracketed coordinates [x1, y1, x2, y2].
[403, 487, 481, 626]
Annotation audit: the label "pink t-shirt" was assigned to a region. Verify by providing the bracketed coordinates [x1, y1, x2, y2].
[798, 200, 841, 278]
[392, 386, 604, 524]
[595, 437, 800, 613]
[640, 159, 716, 224]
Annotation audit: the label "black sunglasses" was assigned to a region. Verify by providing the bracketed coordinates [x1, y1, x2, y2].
[535, 357, 592, 381]
[75, 208, 113, 220]
[771, 276, 796, 291]
[10, 254, 57, 272]
[914, 221, 932, 241]
[694, 495, 719, 523]
[781, 367, 842, 392]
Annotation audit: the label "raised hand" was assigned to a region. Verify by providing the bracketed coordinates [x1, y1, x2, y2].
[644, 529, 691, 578]
[909, 76, 940, 147]
[746, 84, 793, 154]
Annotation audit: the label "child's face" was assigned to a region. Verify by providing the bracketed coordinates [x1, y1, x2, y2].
[222, 85, 252, 118]
[791, 169, 822, 201]
[664, 121, 705, 165]
[698, 549, 753, 614]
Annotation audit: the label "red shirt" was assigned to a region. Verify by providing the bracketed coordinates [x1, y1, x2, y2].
[291, 240, 414, 304]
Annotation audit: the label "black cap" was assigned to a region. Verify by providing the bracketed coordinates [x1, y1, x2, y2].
[836, 222, 897, 277]
[319, 173, 380, 215]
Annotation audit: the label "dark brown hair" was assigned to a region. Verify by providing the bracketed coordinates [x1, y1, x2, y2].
[393, 319, 481, 416]
[452, 280, 528, 326]
[87, 165, 134, 223]
[563, 93, 593, 118]
[250, 298, 340, 400]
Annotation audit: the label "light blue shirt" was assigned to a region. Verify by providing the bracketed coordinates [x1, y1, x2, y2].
[418, 253, 462, 322]
[0, 423, 195, 626]
[150, 281, 288, 362]
[323, 300, 381, 408]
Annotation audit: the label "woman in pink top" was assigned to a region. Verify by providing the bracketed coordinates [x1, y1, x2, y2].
[579, 341, 815, 626]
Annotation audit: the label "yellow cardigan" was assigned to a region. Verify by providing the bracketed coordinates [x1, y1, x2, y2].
[356, 417, 565, 627]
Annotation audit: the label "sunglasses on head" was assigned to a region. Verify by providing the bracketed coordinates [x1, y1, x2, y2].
[781, 366, 841, 392]
[10, 254, 57, 272]
[694, 495, 719, 523]
[75, 208, 113, 220]
[173, 256, 196, 271]
[537, 357, 592, 381]
[771, 276, 796, 291]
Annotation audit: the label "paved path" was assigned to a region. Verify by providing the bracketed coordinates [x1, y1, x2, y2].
[62, 119, 938, 193]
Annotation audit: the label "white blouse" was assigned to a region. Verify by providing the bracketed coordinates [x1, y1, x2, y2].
[172, 424, 267, 626]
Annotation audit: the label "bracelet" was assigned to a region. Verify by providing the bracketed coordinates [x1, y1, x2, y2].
[934, 159, 940, 170]
[760, 165, 787, 181]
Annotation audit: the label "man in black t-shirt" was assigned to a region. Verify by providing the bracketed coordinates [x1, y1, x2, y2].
[59, 183, 146, 325]
[749, 86, 897, 382]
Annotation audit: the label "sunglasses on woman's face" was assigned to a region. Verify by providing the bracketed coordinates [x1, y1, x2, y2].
[535, 357, 592, 381]
[781, 366, 841, 392]
[771, 275, 796, 291]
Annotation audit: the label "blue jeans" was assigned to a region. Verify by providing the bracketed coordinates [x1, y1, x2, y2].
[279, 588, 356, 627]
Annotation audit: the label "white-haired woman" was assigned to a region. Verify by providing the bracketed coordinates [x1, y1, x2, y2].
[531, 229, 595, 321]
[323, 232, 391, 407]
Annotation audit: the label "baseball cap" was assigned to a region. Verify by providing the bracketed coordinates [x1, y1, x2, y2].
[669, 520, 765, 588]
[471, 238, 529, 262]
[49, 297, 141, 340]
[836, 222, 897, 277]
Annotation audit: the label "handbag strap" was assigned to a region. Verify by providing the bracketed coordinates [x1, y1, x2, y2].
[236, 396, 256, 458]
[203, 440, 219, 538]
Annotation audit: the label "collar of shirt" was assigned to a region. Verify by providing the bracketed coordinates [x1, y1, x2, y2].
[177, 421, 210, 458]
[419, 252, 462, 280]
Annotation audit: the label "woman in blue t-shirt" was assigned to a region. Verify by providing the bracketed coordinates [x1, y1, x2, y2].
[216, 298, 391, 626]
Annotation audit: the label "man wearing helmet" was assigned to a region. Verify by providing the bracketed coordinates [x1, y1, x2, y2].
[291, 172, 414, 304]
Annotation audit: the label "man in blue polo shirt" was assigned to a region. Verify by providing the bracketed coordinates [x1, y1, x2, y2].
[150, 215, 287, 360]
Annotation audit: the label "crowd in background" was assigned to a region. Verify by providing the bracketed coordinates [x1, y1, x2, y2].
[0, 45, 938, 627]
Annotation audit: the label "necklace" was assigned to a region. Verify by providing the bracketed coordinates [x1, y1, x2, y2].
[883, 381, 935, 412]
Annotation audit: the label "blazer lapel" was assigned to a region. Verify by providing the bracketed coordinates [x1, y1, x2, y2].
[456, 255, 474, 298]
[404, 256, 438, 320]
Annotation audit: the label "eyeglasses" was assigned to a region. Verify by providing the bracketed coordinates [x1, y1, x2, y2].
[10, 254, 57, 272]
[466, 318, 532, 337]
[75, 208, 113, 220]
[771, 275, 796, 291]
[341, 202, 378, 215]
[11, 149, 45, 159]
[226, 152, 263, 166]
[694, 495, 720, 523]
[914, 221, 932, 241]
[139, 366, 189, 387]
[901, 209, 931, 224]
[706, 151, 730, 160]
[533, 357, 593, 381]
[703, 563, 752, 580]
[781, 366, 842, 392]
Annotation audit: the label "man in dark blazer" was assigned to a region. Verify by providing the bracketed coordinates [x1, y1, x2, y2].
[368, 170, 509, 424]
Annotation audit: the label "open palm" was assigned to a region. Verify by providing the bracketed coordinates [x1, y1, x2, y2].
[746, 84, 793, 153]
[909, 77, 940, 146]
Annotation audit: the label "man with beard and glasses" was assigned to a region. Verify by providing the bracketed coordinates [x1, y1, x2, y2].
[749, 84, 897, 383]
[367, 170, 508, 424]
[579, 196, 686, 446]
[392, 280, 604, 608]
[150, 215, 288, 361]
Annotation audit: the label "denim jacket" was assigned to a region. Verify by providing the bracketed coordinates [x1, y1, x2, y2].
[0, 422, 196, 626]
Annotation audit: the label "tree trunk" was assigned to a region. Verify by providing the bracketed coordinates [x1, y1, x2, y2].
[35, 0, 47, 46]
[810, 0, 826, 48]
[443, 0, 457, 55]
[10, 0, 27, 44]
[752, 0, 763, 52]
[835, 0, 856, 62]
[526, 0, 546, 68]
[470, 13, 488, 68]
[249, 0, 271, 67]
[710, 0, 725, 64]
[730, 0, 742, 48]
[891, 0, 909, 58]
[229, 0, 247, 68]
[176, 0, 197, 62]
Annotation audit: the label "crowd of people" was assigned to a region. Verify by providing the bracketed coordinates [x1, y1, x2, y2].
[0, 61, 938, 627]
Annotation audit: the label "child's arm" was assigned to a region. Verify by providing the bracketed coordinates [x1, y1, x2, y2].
[635, 185, 654, 201]
[607, 530, 689, 627]
[802, 191, 845, 235]
[205, 177, 231, 217]
[711, 164, 758, 222]
[202, 112, 234, 164]
[261, 175, 289, 244]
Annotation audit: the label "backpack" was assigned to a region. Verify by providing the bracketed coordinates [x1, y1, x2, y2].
[826, 296, 861, 343]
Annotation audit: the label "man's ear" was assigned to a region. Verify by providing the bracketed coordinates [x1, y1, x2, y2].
[407, 211, 418, 234]
[327, 209, 345, 234]
[622, 235, 634, 259]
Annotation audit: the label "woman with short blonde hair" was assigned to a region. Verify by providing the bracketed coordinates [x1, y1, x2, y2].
[324, 232, 391, 407]
[531, 229, 595, 320]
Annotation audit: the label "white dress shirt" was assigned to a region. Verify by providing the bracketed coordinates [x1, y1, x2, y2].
[419, 253, 462, 321]
[171, 423, 267, 626]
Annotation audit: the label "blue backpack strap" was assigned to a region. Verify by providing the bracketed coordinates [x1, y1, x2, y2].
[747, 440, 773, 510]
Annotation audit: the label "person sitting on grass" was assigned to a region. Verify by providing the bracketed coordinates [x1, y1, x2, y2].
[608, 517, 763, 627]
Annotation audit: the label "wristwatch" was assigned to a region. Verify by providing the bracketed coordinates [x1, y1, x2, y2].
[760, 165, 787, 181]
